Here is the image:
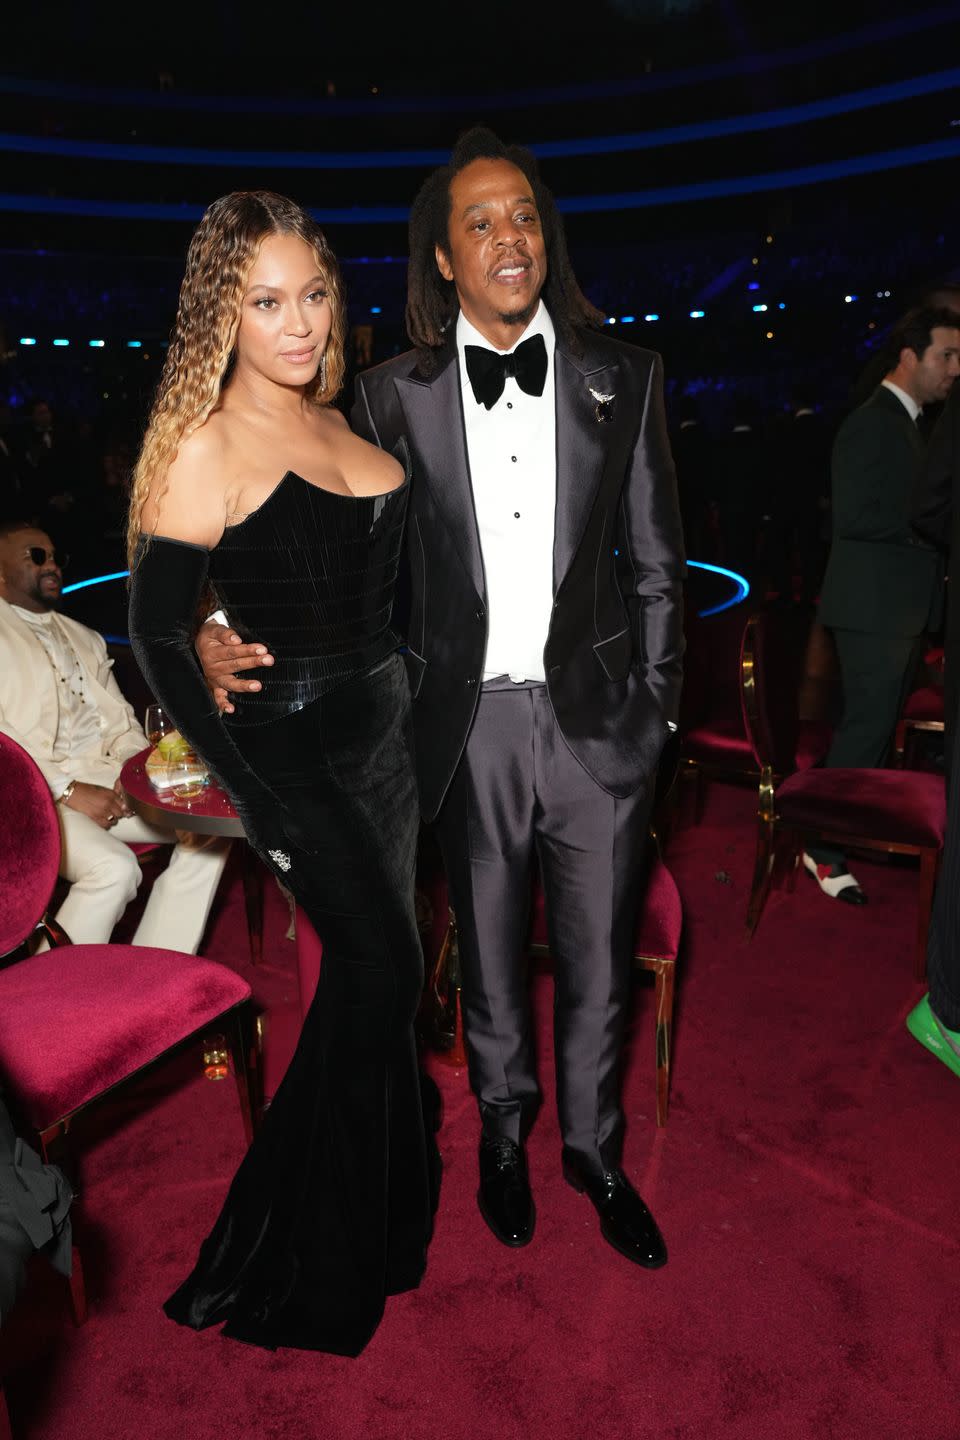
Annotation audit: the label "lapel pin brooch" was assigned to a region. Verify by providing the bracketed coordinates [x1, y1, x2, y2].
[589, 387, 615, 423]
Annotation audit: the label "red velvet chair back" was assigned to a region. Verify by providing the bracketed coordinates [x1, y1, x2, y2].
[0, 734, 62, 956]
[740, 609, 808, 777]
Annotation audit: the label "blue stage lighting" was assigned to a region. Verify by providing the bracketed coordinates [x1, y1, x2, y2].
[687, 560, 751, 616]
[748, 282, 760, 290]
[19, 337, 36, 346]
[52, 338, 69, 347]
[126, 339, 142, 348]
[62, 570, 130, 595]
[644, 313, 660, 322]
[689, 309, 705, 319]
[89, 339, 105, 347]
[752, 303, 768, 312]
[620, 315, 635, 323]
[605, 317, 617, 324]
[370, 306, 381, 314]
[778, 302, 786, 310]
[844, 294, 858, 303]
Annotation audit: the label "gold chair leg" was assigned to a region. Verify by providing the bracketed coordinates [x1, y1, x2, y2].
[646, 957, 675, 1127]
[227, 1000, 263, 1144]
[916, 847, 939, 982]
[424, 907, 467, 1067]
[746, 818, 777, 936]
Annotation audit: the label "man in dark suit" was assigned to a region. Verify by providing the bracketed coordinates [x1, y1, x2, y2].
[805, 307, 960, 902]
[908, 380, 960, 1077]
[199, 129, 685, 1268]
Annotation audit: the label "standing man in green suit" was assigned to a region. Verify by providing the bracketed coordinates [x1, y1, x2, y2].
[805, 307, 960, 903]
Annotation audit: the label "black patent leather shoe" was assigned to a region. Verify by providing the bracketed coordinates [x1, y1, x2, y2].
[563, 1158, 667, 1269]
[478, 1137, 535, 1247]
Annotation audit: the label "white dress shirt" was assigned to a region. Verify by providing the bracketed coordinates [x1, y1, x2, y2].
[881, 379, 922, 424]
[456, 303, 556, 683]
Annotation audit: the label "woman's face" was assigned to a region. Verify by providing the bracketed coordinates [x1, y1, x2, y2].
[234, 231, 333, 388]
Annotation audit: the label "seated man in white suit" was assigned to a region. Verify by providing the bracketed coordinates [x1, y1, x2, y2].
[0, 520, 228, 950]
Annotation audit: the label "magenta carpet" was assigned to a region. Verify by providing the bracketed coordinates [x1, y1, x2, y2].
[8, 783, 959, 1440]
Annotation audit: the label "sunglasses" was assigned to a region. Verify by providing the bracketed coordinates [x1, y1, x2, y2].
[26, 546, 69, 569]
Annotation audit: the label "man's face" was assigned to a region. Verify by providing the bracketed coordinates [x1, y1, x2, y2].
[909, 327, 960, 405]
[436, 158, 547, 344]
[0, 529, 63, 612]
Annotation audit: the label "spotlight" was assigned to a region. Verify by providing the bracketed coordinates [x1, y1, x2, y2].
[89, 339, 105, 348]
[778, 303, 786, 310]
[370, 306, 382, 314]
[748, 282, 760, 291]
[844, 295, 858, 304]
[19, 337, 37, 346]
[53, 338, 69, 347]
[689, 310, 705, 319]
[644, 313, 659, 322]
[126, 340, 142, 348]
[766, 331, 774, 339]
[606, 317, 617, 325]
[620, 315, 636, 324]
[752, 304, 768, 313]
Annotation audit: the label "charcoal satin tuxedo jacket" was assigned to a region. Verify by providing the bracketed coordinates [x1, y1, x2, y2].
[351, 323, 685, 822]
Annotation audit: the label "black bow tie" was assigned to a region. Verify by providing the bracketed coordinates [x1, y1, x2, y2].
[464, 333, 548, 410]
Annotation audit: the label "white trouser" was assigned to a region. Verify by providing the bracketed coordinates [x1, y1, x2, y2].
[53, 806, 230, 953]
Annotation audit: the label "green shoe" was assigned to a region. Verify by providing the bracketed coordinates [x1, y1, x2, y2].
[906, 995, 960, 1081]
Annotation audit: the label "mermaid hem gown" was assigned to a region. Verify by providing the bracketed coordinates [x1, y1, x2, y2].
[128, 443, 436, 1356]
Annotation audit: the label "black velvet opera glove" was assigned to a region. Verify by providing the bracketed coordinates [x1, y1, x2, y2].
[127, 536, 289, 866]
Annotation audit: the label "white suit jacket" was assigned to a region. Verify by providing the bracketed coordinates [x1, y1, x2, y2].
[0, 598, 148, 794]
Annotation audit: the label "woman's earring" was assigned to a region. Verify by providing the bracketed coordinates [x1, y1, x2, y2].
[320, 352, 327, 391]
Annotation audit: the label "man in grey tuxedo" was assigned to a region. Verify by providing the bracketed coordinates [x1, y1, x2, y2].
[200, 130, 685, 1268]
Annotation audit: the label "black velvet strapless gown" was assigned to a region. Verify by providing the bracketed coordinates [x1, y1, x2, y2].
[128, 446, 435, 1356]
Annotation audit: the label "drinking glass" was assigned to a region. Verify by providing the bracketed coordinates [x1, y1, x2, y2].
[169, 754, 208, 800]
[144, 703, 172, 748]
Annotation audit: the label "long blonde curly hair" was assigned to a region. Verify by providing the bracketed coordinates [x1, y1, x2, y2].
[127, 190, 346, 565]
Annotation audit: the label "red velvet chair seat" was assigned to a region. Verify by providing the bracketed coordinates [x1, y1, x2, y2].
[776, 768, 946, 848]
[0, 944, 251, 1130]
[528, 855, 681, 960]
[682, 720, 754, 768]
[901, 686, 945, 723]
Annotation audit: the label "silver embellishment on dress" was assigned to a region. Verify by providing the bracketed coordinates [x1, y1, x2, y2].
[268, 849, 292, 872]
[589, 388, 615, 404]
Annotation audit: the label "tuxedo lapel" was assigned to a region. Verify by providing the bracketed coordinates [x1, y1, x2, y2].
[396, 346, 485, 599]
[553, 336, 622, 586]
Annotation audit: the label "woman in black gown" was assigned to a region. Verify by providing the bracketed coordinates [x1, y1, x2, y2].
[126, 192, 435, 1356]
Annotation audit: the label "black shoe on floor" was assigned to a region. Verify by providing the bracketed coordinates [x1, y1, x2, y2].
[801, 852, 867, 905]
[563, 1157, 667, 1269]
[478, 1137, 535, 1247]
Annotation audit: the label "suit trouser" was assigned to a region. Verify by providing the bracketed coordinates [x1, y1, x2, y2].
[435, 679, 652, 1178]
[808, 628, 921, 867]
[53, 806, 230, 952]
[927, 743, 960, 1030]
